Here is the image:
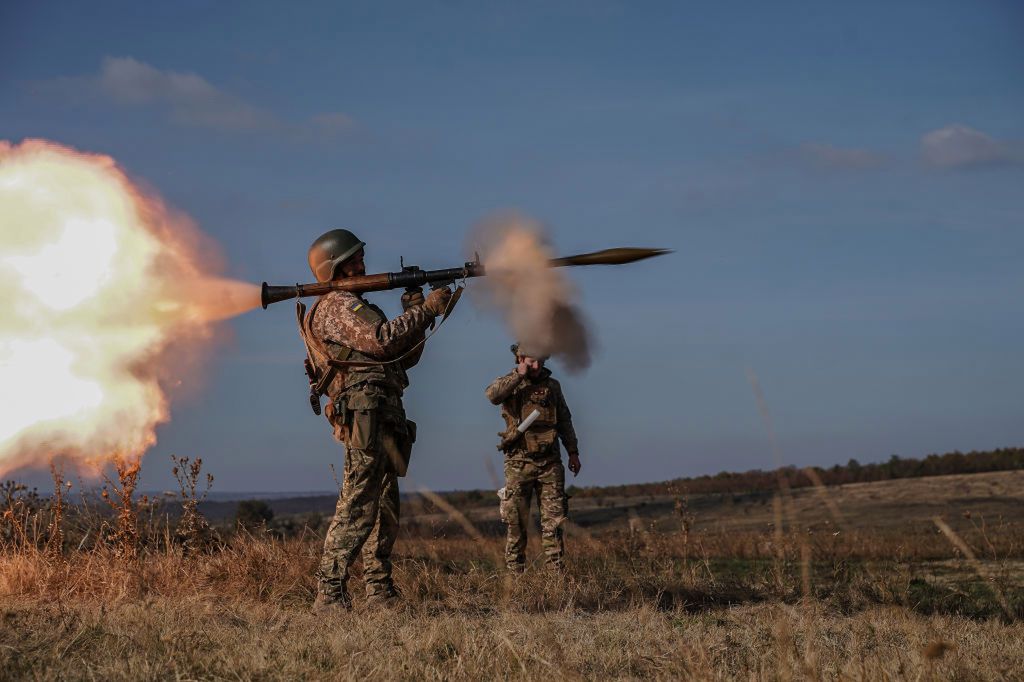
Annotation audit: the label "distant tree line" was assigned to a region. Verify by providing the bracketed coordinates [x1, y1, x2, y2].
[569, 447, 1024, 499]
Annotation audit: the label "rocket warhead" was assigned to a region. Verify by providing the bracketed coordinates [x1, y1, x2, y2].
[549, 247, 673, 267]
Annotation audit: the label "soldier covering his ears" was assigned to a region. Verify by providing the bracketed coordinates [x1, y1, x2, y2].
[300, 228, 451, 611]
[486, 343, 581, 572]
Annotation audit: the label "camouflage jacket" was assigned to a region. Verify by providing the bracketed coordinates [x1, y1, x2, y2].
[308, 290, 433, 402]
[485, 368, 579, 459]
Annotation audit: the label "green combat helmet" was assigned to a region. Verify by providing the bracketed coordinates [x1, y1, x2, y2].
[308, 229, 366, 282]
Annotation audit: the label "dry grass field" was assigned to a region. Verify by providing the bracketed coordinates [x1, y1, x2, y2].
[2, 468, 1023, 680]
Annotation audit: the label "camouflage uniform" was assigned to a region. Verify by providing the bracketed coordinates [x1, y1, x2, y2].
[486, 368, 579, 571]
[308, 289, 435, 600]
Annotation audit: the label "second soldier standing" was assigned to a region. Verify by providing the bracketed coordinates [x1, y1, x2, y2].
[486, 343, 581, 572]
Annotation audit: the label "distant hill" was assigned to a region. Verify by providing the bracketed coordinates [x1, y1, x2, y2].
[197, 446, 1024, 522]
[435, 446, 1024, 509]
[198, 494, 338, 520]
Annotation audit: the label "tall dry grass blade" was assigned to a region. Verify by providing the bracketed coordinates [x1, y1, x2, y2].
[746, 369, 787, 485]
[932, 516, 1015, 621]
[800, 541, 811, 599]
[801, 466, 848, 529]
[562, 519, 602, 553]
[483, 456, 501, 489]
[748, 370, 793, 556]
[410, 478, 486, 543]
[46, 463, 66, 557]
[771, 493, 784, 550]
[801, 460, 889, 591]
[499, 633, 528, 675]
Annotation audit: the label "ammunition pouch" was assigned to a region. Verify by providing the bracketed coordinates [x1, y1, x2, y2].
[498, 427, 557, 455]
[381, 412, 415, 477]
[343, 386, 415, 476]
[323, 399, 350, 444]
[523, 428, 557, 453]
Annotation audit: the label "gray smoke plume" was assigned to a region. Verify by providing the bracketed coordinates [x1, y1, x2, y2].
[467, 213, 591, 372]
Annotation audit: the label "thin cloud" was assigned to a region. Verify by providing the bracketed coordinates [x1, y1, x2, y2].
[798, 142, 887, 170]
[311, 112, 357, 136]
[921, 124, 1019, 169]
[35, 57, 356, 138]
[97, 56, 277, 132]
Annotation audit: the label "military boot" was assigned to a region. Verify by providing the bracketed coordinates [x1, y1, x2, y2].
[365, 582, 403, 608]
[312, 586, 352, 614]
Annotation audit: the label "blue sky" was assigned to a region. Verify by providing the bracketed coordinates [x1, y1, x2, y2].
[2, 1, 1022, 492]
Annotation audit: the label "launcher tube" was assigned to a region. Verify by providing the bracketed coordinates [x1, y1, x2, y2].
[261, 246, 669, 308]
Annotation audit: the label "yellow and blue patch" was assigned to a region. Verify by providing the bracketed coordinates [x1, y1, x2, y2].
[348, 298, 382, 324]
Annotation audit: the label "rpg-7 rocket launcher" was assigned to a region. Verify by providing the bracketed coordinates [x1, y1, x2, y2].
[260, 247, 671, 308]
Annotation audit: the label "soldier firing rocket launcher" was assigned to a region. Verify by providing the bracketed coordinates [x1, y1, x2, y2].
[259, 247, 672, 309]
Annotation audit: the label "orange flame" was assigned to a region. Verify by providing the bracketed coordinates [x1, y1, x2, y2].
[0, 139, 260, 477]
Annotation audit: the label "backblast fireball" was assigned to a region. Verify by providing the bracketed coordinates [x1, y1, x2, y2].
[0, 139, 259, 477]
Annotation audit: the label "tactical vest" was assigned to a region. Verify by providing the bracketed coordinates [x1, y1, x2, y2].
[297, 296, 418, 476]
[504, 377, 560, 455]
[299, 296, 409, 405]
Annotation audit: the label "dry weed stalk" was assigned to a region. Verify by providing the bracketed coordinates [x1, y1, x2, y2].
[1, 480, 40, 549]
[171, 455, 216, 553]
[673, 492, 697, 563]
[101, 456, 142, 559]
[45, 463, 69, 558]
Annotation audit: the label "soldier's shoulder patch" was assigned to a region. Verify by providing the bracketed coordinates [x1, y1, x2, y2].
[350, 299, 383, 324]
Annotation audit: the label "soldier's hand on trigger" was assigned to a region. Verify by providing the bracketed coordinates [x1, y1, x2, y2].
[422, 285, 452, 317]
[568, 453, 581, 477]
[401, 286, 425, 311]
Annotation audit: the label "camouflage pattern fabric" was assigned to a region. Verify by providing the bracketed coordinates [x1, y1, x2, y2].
[501, 456, 567, 571]
[310, 289, 432, 393]
[311, 291, 434, 601]
[317, 401, 401, 598]
[486, 367, 579, 571]
[485, 368, 579, 458]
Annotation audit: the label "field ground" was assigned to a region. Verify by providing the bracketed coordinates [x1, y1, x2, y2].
[2, 470, 1024, 680]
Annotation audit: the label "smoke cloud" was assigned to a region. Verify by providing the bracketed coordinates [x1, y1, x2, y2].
[468, 214, 591, 372]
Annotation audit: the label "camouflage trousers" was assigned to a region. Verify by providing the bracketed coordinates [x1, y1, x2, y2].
[500, 456, 567, 571]
[317, 408, 401, 600]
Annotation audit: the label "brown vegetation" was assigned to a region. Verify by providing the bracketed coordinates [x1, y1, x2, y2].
[1, 463, 1023, 680]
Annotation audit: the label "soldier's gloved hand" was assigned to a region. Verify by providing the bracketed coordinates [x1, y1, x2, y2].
[568, 453, 581, 477]
[423, 286, 453, 317]
[401, 286, 425, 311]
